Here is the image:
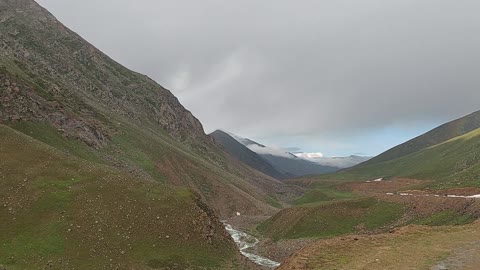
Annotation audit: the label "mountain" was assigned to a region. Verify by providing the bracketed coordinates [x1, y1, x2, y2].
[311, 111, 480, 189]
[0, 125, 246, 269]
[322, 127, 480, 188]
[1, 2, 207, 148]
[0, 1, 295, 268]
[269, 112, 480, 269]
[210, 130, 288, 180]
[360, 110, 480, 166]
[259, 154, 338, 177]
[221, 132, 339, 178]
[0, 0, 297, 217]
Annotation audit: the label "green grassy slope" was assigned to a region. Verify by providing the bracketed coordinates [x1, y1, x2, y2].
[258, 197, 404, 240]
[8, 118, 283, 218]
[292, 181, 357, 205]
[315, 128, 480, 189]
[266, 128, 480, 243]
[361, 110, 480, 166]
[0, 125, 246, 269]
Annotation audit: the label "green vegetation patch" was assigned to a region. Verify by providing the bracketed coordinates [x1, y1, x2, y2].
[32, 178, 79, 212]
[11, 121, 101, 163]
[259, 197, 404, 240]
[415, 210, 476, 226]
[109, 128, 170, 182]
[313, 128, 480, 189]
[293, 182, 357, 205]
[0, 124, 239, 268]
[136, 245, 226, 269]
[0, 221, 65, 265]
[266, 195, 282, 208]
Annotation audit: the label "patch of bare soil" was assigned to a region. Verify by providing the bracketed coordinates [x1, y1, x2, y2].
[342, 178, 425, 193]
[346, 178, 480, 220]
[255, 238, 317, 263]
[431, 239, 480, 270]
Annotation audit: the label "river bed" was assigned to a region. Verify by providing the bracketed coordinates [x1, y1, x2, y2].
[223, 223, 280, 268]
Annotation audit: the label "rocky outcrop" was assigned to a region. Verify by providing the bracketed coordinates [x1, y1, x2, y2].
[0, 0, 208, 146]
[0, 72, 110, 148]
[0, 0, 33, 8]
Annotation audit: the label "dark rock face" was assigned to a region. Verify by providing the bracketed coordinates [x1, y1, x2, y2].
[0, 0, 207, 147]
[0, 0, 31, 8]
[0, 73, 110, 148]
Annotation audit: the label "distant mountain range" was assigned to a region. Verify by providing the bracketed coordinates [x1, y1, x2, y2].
[210, 130, 287, 180]
[211, 130, 370, 180]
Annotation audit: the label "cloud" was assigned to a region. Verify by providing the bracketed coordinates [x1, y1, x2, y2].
[294, 152, 324, 159]
[37, 0, 480, 153]
[295, 154, 371, 168]
[247, 144, 294, 159]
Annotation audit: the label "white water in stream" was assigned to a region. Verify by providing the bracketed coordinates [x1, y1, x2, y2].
[224, 223, 280, 268]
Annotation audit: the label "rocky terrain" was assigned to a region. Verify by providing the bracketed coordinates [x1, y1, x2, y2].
[0, 0, 300, 219]
[0, 0, 206, 146]
[0, 0, 300, 268]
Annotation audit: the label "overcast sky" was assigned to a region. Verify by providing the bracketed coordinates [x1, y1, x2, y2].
[37, 0, 480, 156]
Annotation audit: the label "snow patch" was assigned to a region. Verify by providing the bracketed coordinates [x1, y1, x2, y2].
[387, 193, 480, 199]
[294, 152, 324, 158]
[447, 194, 480, 199]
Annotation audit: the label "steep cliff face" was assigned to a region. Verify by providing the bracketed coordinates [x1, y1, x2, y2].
[0, 0, 207, 148]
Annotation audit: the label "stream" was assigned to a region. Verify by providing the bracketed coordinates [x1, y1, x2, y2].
[223, 223, 280, 268]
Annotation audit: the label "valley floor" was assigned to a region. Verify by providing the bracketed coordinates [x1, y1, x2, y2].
[278, 221, 480, 269]
[248, 178, 480, 269]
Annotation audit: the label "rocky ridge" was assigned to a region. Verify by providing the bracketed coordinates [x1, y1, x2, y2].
[0, 0, 207, 148]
